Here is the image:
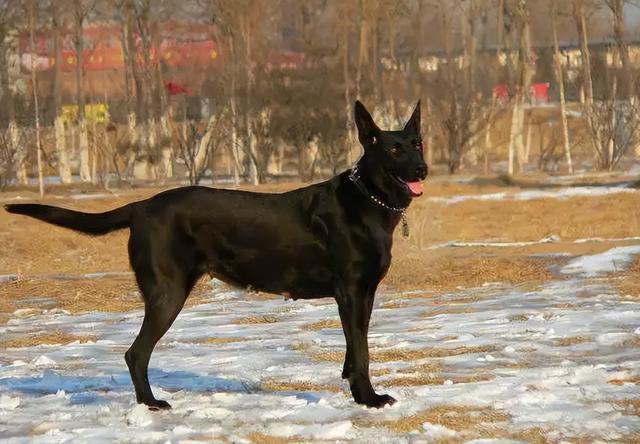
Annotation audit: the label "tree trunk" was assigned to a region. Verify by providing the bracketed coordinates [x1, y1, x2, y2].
[343, 23, 357, 165]
[159, 112, 172, 179]
[574, 0, 607, 167]
[355, 0, 367, 99]
[0, 27, 26, 185]
[29, 0, 44, 196]
[9, 121, 27, 185]
[573, 0, 593, 105]
[484, 121, 491, 175]
[551, 0, 573, 173]
[0, 27, 14, 127]
[74, 1, 91, 182]
[230, 87, 241, 185]
[611, 0, 631, 98]
[242, 16, 258, 185]
[425, 99, 433, 167]
[52, 5, 72, 184]
[463, 0, 478, 166]
[121, 0, 140, 171]
[195, 114, 216, 175]
[508, 0, 532, 175]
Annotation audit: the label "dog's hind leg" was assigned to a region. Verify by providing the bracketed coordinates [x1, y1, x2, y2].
[125, 231, 197, 410]
[125, 288, 186, 410]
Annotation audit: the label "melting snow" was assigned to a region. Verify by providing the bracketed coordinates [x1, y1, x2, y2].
[430, 186, 636, 204]
[561, 245, 640, 277]
[0, 246, 639, 442]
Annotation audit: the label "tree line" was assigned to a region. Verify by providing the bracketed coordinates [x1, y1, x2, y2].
[0, 0, 639, 192]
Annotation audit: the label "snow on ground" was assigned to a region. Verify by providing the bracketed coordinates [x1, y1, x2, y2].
[429, 235, 640, 250]
[429, 185, 637, 204]
[1, 246, 640, 443]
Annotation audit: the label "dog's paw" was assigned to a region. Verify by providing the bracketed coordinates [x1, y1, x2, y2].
[147, 399, 172, 411]
[361, 393, 397, 409]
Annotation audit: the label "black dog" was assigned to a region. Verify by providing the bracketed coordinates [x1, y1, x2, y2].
[5, 100, 427, 410]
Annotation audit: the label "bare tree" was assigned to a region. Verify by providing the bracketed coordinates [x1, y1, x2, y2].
[50, 1, 72, 184]
[170, 113, 226, 185]
[573, 0, 595, 104]
[72, 0, 99, 182]
[428, 0, 499, 174]
[550, 0, 573, 173]
[0, 1, 27, 185]
[505, 0, 534, 175]
[604, 0, 632, 97]
[28, 0, 44, 196]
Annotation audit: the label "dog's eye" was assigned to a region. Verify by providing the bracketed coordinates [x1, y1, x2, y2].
[387, 145, 400, 157]
[414, 141, 423, 152]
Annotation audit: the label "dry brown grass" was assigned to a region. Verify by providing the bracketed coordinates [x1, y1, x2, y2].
[618, 434, 640, 444]
[379, 373, 493, 387]
[508, 314, 530, 322]
[0, 330, 98, 348]
[615, 399, 640, 416]
[411, 184, 640, 244]
[373, 345, 497, 361]
[377, 405, 510, 433]
[554, 336, 592, 347]
[261, 378, 342, 393]
[608, 374, 640, 385]
[0, 277, 141, 314]
[370, 368, 391, 377]
[301, 319, 342, 331]
[477, 426, 554, 444]
[610, 256, 640, 299]
[385, 254, 556, 293]
[398, 361, 445, 373]
[379, 300, 409, 309]
[623, 336, 640, 348]
[3, 178, 640, 322]
[0, 275, 212, 319]
[194, 337, 246, 345]
[309, 345, 497, 363]
[245, 432, 305, 444]
[234, 314, 280, 325]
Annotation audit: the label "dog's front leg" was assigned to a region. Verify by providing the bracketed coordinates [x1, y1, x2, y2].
[337, 291, 396, 408]
[341, 291, 374, 380]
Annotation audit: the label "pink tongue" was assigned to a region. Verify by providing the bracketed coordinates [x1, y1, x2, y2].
[407, 181, 423, 195]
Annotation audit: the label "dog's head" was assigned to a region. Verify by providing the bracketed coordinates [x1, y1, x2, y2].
[354, 100, 428, 198]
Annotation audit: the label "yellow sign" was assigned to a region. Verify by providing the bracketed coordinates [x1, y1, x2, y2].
[61, 103, 110, 124]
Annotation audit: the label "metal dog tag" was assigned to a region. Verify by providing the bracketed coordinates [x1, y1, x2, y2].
[401, 213, 409, 239]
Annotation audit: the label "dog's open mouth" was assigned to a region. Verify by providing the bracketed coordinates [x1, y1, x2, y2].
[394, 176, 424, 197]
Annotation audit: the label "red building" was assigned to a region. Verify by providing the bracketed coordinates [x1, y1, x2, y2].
[18, 22, 220, 74]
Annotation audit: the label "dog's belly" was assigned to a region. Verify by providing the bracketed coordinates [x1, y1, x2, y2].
[206, 242, 334, 299]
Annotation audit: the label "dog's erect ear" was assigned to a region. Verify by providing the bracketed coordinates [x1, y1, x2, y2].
[403, 100, 421, 135]
[354, 100, 380, 147]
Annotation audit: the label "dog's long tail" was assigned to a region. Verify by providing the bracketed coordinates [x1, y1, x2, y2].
[4, 202, 137, 235]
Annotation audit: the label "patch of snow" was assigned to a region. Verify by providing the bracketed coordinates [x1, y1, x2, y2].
[428, 235, 640, 250]
[0, 394, 20, 410]
[68, 193, 117, 200]
[30, 355, 57, 368]
[430, 186, 636, 205]
[561, 245, 640, 276]
[0, 255, 639, 441]
[0, 274, 18, 283]
[126, 404, 153, 427]
[421, 422, 458, 439]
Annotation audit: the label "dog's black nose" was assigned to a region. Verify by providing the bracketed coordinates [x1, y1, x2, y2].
[416, 165, 428, 179]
